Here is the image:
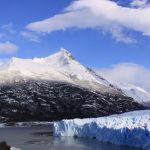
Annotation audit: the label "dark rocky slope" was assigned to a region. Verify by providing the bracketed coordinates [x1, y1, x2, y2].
[0, 80, 145, 122]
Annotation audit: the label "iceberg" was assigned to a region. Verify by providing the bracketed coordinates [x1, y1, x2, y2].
[54, 110, 150, 150]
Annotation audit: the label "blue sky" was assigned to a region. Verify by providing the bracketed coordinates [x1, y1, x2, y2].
[0, 0, 150, 69]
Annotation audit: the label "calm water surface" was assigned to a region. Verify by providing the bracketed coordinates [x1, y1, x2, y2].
[0, 125, 142, 150]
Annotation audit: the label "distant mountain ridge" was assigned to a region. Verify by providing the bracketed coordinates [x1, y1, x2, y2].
[115, 82, 150, 107]
[94, 69, 150, 107]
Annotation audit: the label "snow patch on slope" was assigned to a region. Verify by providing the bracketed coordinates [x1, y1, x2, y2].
[54, 110, 150, 150]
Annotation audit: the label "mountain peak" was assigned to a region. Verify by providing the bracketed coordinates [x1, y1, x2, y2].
[58, 48, 74, 59]
[45, 48, 75, 63]
[59, 47, 70, 54]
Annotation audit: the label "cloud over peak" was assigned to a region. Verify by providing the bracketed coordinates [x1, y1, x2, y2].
[95, 63, 150, 92]
[26, 0, 150, 43]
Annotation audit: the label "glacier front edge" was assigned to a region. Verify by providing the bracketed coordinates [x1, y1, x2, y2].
[54, 110, 150, 150]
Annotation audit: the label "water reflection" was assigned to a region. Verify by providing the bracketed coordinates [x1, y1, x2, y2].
[0, 126, 142, 150]
[52, 136, 141, 150]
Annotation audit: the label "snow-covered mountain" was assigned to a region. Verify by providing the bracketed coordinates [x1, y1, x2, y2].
[0, 49, 145, 122]
[116, 83, 150, 107]
[0, 48, 118, 94]
[95, 69, 150, 107]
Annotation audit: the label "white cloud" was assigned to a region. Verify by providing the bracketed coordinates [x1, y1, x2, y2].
[95, 63, 150, 92]
[0, 23, 17, 41]
[26, 0, 150, 43]
[20, 31, 40, 42]
[0, 41, 19, 54]
[130, 0, 149, 8]
[107, 25, 136, 43]
[1, 23, 16, 34]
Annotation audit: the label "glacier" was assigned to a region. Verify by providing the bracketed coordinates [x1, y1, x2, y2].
[54, 110, 150, 150]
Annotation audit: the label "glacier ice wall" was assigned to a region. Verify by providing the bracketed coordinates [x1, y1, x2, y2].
[54, 110, 150, 150]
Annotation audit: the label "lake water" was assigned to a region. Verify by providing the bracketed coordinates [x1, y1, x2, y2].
[0, 125, 142, 150]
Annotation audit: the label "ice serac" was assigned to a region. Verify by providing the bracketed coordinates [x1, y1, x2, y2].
[0, 48, 145, 122]
[54, 110, 150, 150]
